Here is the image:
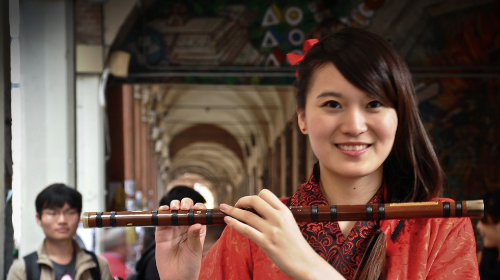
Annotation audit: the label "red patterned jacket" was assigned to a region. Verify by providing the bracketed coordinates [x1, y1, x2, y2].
[201, 170, 479, 279]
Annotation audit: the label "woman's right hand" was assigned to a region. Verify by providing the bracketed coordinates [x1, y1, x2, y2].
[155, 198, 207, 280]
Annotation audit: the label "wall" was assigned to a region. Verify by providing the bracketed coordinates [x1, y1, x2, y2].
[13, 0, 76, 256]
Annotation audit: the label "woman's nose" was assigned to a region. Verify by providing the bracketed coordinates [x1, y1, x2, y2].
[339, 108, 368, 136]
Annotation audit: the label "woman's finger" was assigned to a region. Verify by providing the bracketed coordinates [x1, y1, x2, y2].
[233, 195, 276, 220]
[223, 215, 265, 245]
[170, 199, 180, 210]
[257, 189, 286, 210]
[220, 201, 278, 234]
[158, 205, 170, 210]
[185, 223, 207, 253]
[180, 198, 194, 210]
[193, 202, 207, 210]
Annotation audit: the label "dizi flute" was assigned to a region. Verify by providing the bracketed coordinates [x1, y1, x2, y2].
[82, 200, 483, 228]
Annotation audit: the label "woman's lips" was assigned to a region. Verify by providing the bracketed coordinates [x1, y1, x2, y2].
[336, 144, 370, 156]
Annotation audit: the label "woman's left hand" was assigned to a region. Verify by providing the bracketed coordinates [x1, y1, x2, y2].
[220, 189, 345, 280]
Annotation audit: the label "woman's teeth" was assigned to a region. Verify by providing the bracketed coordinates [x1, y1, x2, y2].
[337, 145, 368, 151]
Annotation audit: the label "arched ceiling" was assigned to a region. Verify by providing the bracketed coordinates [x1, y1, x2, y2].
[133, 83, 296, 195]
[170, 124, 245, 163]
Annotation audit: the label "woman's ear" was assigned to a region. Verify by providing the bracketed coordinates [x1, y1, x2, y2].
[297, 107, 307, 134]
[36, 213, 41, 225]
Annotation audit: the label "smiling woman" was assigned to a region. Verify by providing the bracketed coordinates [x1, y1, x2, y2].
[298, 63, 398, 202]
[153, 28, 480, 280]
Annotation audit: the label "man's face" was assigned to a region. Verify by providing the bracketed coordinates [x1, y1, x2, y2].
[36, 202, 80, 242]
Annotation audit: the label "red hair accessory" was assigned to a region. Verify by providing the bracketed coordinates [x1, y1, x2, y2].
[286, 39, 319, 77]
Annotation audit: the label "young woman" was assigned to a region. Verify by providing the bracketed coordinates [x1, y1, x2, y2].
[154, 28, 479, 279]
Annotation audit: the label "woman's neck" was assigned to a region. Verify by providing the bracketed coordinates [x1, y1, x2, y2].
[318, 164, 383, 205]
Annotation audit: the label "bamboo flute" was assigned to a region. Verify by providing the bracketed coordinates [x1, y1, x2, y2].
[82, 200, 483, 228]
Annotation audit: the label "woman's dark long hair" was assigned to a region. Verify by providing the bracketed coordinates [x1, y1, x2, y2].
[295, 28, 444, 279]
[296, 27, 443, 203]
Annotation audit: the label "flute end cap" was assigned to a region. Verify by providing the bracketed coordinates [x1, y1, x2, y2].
[82, 212, 89, 228]
[465, 200, 484, 218]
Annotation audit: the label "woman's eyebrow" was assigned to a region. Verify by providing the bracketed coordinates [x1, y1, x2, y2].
[317, 91, 343, 99]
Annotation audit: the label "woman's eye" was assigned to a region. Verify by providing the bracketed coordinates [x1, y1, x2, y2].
[323, 101, 340, 108]
[367, 101, 382, 108]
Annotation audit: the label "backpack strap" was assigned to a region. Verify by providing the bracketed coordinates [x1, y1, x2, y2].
[83, 249, 101, 280]
[23, 251, 40, 280]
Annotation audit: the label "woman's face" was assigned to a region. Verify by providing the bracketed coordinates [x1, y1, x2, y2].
[298, 63, 398, 180]
[476, 216, 500, 249]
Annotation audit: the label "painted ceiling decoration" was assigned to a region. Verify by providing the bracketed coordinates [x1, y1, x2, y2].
[110, 0, 500, 204]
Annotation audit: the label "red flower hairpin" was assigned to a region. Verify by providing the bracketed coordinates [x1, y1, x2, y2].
[286, 39, 319, 77]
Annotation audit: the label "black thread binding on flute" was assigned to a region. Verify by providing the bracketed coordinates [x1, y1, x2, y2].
[311, 205, 318, 222]
[172, 211, 178, 226]
[456, 201, 462, 217]
[366, 204, 373, 220]
[188, 209, 195, 225]
[110, 211, 116, 227]
[206, 209, 213, 225]
[96, 212, 103, 228]
[152, 210, 158, 226]
[443, 202, 451, 217]
[378, 204, 385, 220]
[330, 205, 337, 221]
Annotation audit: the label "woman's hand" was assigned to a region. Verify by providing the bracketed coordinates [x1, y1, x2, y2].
[220, 189, 345, 280]
[155, 198, 207, 280]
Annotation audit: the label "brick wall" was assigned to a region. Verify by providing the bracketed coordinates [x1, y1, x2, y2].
[76, 0, 103, 45]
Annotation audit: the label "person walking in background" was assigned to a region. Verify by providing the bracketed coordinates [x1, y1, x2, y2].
[7, 183, 112, 280]
[101, 228, 130, 280]
[476, 190, 500, 279]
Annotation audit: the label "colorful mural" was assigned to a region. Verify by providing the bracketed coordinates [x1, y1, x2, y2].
[409, 2, 500, 199]
[118, 0, 500, 200]
[122, 0, 384, 72]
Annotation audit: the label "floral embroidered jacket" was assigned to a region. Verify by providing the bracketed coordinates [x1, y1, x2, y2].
[201, 169, 479, 279]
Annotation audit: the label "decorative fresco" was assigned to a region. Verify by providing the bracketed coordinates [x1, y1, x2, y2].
[118, 0, 500, 200]
[408, 3, 500, 200]
[121, 0, 384, 84]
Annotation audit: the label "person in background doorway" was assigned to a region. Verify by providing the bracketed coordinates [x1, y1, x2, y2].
[7, 183, 112, 280]
[476, 190, 500, 279]
[101, 228, 130, 280]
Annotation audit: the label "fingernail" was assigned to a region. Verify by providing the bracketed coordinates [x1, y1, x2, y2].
[219, 204, 228, 211]
[173, 200, 181, 209]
